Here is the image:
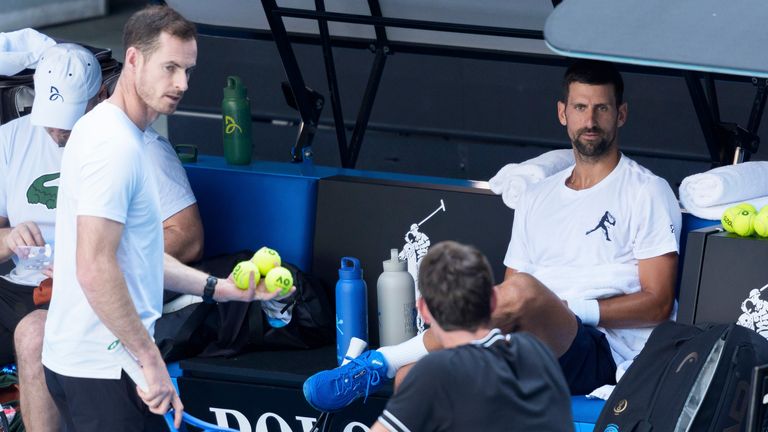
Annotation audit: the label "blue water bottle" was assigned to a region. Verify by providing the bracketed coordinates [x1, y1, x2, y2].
[335, 257, 368, 365]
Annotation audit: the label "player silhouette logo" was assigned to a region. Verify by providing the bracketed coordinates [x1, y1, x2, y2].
[399, 199, 446, 332]
[586, 211, 616, 241]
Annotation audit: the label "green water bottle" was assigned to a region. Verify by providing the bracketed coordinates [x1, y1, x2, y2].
[222, 76, 252, 165]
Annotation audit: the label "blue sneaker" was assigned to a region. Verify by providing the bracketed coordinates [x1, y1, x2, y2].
[303, 350, 390, 412]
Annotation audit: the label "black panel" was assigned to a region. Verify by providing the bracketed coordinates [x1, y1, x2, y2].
[311, 175, 513, 346]
[679, 232, 768, 327]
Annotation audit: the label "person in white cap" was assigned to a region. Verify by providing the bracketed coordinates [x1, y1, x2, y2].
[0, 42, 205, 431]
[40, 5, 285, 431]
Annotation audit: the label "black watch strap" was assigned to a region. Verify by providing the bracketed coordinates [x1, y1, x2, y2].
[202, 275, 218, 304]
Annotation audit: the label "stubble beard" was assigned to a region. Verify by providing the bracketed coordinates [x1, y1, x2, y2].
[572, 128, 614, 160]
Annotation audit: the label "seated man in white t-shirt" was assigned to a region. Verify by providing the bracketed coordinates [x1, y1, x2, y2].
[303, 60, 682, 412]
[0, 43, 203, 431]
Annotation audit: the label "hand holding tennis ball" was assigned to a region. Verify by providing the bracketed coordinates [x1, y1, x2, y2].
[251, 246, 281, 276]
[265, 266, 293, 296]
[232, 260, 260, 290]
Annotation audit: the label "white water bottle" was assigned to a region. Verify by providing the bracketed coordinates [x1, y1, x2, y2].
[377, 249, 416, 346]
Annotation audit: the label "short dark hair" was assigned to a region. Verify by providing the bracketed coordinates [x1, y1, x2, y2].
[418, 241, 494, 332]
[123, 5, 196, 59]
[561, 60, 624, 106]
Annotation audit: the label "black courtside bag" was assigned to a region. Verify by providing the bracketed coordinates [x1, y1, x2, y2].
[154, 250, 333, 362]
[595, 321, 768, 432]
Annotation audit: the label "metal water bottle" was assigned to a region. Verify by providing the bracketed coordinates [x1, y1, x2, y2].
[335, 257, 368, 365]
[377, 249, 416, 346]
[221, 76, 252, 165]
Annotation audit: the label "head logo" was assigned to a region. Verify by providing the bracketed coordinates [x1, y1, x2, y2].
[603, 425, 620, 432]
[676, 352, 699, 373]
[224, 116, 243, 134]
[48, 86, 63, 102]
[736, 283, 768, 339]
[613, 399, 628, 415]
[586, 211, 616, 241]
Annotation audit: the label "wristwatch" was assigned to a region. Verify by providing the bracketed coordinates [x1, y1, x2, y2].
[202, 275, 218, 304]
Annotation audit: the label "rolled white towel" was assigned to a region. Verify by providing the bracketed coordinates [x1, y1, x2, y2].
[679, 161, 768, 208]
[489, 149, 574, 208]
[0, 29, 56, 76]
[681, 196, 768, 220]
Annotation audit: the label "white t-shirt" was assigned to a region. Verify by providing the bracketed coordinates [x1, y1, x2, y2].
[42, 102, 165, 379]
[0, 115, 61, 286]
[0, 116, 195, 287]
[504, 154, 682, 364]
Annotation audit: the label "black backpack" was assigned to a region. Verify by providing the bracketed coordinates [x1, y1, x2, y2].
[595, 321, 768, 432]
[154, 250, 334, 362]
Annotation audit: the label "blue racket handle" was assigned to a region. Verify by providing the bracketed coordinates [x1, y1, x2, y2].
[164, 410, 239, 432]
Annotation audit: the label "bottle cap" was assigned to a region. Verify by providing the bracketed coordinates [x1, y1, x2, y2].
[338, 257, 363, 279]
[223, 75, 248, 99]
[382, 248, 406, 272]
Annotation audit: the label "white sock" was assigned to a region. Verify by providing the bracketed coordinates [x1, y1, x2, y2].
[377, 332, 429, 379]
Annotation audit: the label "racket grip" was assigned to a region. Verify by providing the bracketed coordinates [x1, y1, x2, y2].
[107, 339, 148, 392]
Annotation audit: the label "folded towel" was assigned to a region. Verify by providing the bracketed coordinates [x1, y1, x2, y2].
[680, 161, 768, 208]
[682, 196, 768, 220]
[0, 28, 56, 76]
[489, 149, 574, 208]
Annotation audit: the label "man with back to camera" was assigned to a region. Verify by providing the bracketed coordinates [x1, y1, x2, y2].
[303, 60, 682, 410]
[0, 41, 205, 431]
[39, 6, 284, 430]
[368, 241, 573, 432]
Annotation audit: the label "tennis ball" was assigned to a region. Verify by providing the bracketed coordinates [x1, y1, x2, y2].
[265, 266, 293, 295]
[721, 206, 741, 233]
[754, 209, 768, 237]
[251, 246, 281, 276]
[232, 260, 259, 290]
[737, 203, 758, 213]
[732, 208, 756, 236]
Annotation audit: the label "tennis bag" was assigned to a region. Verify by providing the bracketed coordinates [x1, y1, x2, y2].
[595, 321, 768, 432]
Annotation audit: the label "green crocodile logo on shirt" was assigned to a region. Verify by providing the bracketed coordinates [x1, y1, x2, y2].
[27, 173, 60, 209]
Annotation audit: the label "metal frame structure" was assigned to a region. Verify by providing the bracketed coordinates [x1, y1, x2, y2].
[260, 0, 557, 167]
[167, 0, 763, 168]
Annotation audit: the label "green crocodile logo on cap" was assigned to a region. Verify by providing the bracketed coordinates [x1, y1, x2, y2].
[27, 173, 60, 209]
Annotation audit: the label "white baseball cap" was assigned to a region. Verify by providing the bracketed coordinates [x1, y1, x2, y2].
[30, 43, 102, 130]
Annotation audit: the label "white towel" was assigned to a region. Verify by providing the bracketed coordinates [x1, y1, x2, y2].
[681, 196, 768, 220]
[489, 149, 574, 209]
[680, 161, 768, 207]
[0, 28, 56, 76]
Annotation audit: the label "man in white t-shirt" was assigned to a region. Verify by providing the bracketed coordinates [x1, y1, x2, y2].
[0, 43, 205, 431]
[303, 60, 682, 411]
[41, 6, 283, 430]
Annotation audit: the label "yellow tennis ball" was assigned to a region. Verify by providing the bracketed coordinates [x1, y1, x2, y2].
[721, 206, 741, 233]
[754, 209, 768, 237]
[251, 246, 281, 276]
[737, 202, 758, 213]
[232, 260, 259, 290]
[265, 266, 293, 295]
[732, 209, 756, 236]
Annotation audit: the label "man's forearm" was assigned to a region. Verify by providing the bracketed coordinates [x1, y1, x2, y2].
[162, 253, 208, 296]
[79, 258, 157, 361]
[0, 226, 13, 262]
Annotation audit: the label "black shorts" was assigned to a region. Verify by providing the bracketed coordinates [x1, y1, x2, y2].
[558, 317, 617, 395]
[0, 277, 45, 364]
[44, 367, 166, 432]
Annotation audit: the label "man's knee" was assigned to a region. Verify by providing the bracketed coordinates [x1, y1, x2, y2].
[15, 309, 47, 360]
[496, 273, 551, 312]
